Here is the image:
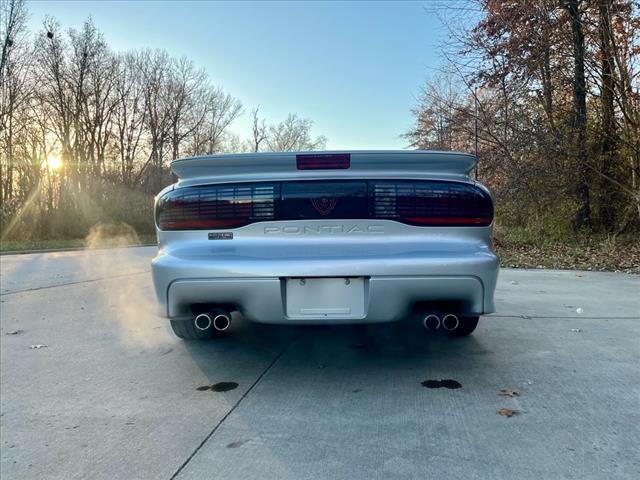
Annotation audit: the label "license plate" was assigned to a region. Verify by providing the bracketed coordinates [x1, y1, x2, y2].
[285, 277, 365, 320]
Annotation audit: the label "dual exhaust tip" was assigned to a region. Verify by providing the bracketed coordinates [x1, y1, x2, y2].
[194, 311, 232, 332]
[423, 313, 459, 331]
[197, 310, 456, 333]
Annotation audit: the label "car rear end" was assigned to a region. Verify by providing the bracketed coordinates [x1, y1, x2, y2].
[151, 151, 499, 339]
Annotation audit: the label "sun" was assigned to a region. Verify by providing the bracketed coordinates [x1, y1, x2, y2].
[46, 155, 63, 171]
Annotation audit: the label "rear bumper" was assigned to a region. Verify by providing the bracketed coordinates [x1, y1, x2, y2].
[151, 245, 499, 324]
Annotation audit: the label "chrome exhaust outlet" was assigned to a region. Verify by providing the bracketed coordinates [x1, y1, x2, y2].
[423, 314, 441, 330]
[194, 313, 213, 331]
[213, 312, 231, 331]
[442, 314, 459, 331]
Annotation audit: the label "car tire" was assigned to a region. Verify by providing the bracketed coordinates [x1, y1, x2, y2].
[446, 316, 480, 337]
[170, 318, 221, 340]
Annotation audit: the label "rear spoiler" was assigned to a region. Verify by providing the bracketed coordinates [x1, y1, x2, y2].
[171, 150, 477, 183]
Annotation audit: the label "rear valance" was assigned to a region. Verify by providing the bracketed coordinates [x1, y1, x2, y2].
[170, 150, 477, 182]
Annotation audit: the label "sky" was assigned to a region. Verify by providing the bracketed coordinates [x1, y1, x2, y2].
[26, 0, 447, 150]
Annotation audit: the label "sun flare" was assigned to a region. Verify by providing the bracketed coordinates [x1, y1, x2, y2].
[47, 155, 62, 171]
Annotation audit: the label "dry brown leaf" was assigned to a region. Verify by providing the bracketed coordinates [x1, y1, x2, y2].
[497, 408, 519, 418]
[499, 388, 520, 397]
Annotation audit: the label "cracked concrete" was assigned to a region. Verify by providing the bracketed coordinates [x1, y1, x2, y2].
[1, 247, 638, 479]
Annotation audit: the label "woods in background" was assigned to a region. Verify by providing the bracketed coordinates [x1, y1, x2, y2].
[0, 0, 326, 241]
[2, 0, 639, 247]
[406, 0, 639, 239]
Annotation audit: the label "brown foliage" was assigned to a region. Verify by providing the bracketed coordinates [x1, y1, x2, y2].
[409, 0, 640, 235]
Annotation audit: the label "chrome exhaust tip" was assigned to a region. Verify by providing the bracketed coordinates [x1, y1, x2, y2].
[213, 313, 231, 331]
[423, 314, 441, 330]
[442, 314, 459, 331]
[194, 313, 213, 331]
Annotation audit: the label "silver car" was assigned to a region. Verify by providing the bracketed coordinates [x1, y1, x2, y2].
[151, 150, 499, 340]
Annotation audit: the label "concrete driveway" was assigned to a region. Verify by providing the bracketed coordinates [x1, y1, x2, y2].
[1, 247, 638, 479]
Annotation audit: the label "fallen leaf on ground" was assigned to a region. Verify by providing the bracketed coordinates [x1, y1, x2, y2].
[5, 330, 24, 335]
[494, 238, 640, 274]
[497, 408, 519, 418]
[226, 440, 248, 449]
[29, 344, 48, 349]
[196, 382, 239, 392]
[499, 388, 520, 397]
[422, 379, 462, 389]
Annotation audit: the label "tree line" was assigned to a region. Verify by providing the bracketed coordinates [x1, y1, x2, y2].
[405, 0, 639, 238]
[0, 0, 326, 241]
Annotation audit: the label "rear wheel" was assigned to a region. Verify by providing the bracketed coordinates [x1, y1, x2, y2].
[445, 316, 480, 337]
[170, 318, 222, 340]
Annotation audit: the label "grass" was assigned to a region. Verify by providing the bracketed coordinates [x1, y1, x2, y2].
[0, 234, 157, 253]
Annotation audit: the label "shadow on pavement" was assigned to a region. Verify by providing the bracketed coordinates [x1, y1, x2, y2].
[182, 314, 490, 387]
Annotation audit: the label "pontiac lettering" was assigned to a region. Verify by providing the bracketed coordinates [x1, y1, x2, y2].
[263, 225, 385, 235]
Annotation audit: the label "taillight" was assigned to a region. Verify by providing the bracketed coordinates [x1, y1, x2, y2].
[296, 153, 350, 170]
[156, 180, 493, 230]
[371, 181, 493, 226]
[156, 183, 278, 230]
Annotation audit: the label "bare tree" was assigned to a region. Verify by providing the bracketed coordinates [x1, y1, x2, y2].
[187, 86, 242, 155]
[266, 114, 326, 152]
[137, 49, 173, 188]
[73, 20, 117, 177]
[34, 17, 75, 189]
[0, 0, 30, 203]
[113, 52, 147, 185]
[250, 106, 268, 152]
[0, 0, 27, 74]
[166, 57, 207, 161]
[403, 73, 470, 151]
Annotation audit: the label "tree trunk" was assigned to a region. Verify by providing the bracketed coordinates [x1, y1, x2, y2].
[565, 0, 591, 230]
[598, 0, 618, 231]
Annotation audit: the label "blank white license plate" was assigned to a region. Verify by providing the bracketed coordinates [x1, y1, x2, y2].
[285, 277, 365, 320]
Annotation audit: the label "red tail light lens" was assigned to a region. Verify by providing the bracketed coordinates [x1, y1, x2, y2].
[371, 181, 493, 226]
[156, 183, 278, 230]
[156, 180, 492, 230]
[296, 153, 350, 170]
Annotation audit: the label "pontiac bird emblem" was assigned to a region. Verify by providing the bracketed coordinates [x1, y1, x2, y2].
[311, 196, 337, 216]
